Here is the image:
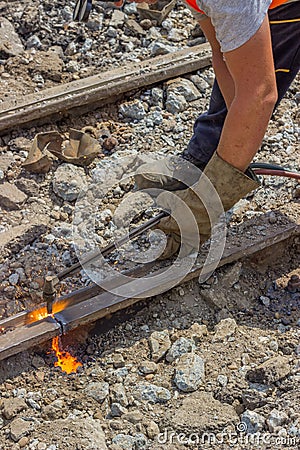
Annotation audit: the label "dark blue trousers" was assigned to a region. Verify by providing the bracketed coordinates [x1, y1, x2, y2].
[185, 2, 300, 165]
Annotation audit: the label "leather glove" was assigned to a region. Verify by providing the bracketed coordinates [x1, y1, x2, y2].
[155, 152, 259, 259]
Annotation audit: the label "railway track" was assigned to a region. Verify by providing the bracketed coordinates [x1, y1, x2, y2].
[0, 208, 299, 362]
[0, 43, 211, 134]
[0, 37, 298, 367]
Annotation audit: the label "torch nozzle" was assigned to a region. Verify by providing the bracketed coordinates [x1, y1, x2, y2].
[43, 276, 59, 316]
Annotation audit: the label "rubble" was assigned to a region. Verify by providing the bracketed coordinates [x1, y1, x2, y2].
[173, 352, 205, 392]
[10, 417, 33, 442]
[149, 330, 171, 362]
[246, 355, 291, 384]
[0, 18, 24, 57]
[0, 182, 27, 209]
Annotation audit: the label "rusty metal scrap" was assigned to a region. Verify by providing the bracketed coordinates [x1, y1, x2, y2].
[23, 129, 101, 173]
[137, 0, 177, 25]
[22, 131, 61, 173]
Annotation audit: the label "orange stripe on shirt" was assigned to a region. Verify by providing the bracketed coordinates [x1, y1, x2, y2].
[269, 0, 289, 9]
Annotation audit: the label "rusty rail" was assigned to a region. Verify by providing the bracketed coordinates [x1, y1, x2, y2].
[0, 43, 211, 134]
[0, 208, 298, 362]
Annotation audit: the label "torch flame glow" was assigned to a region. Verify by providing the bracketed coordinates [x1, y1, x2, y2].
[51, 336, 82, 374]
[26, 300, 70, 325]
[28, 307, 48, 323]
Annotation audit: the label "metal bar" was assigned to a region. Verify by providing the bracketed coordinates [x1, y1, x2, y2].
[0, 211, 298, 361]
[58, 220, 299, 333]
[0, 317, 61, 362]
[57, 211, 168, 281]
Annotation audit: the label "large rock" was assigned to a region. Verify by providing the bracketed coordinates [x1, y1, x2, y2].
[110, 383, 128, 407]
[266, 409, 288, 432]
[0, 219, 48, 256]
[0, 154, 14, 172]
[133, 383, 171, 404]
[150, 41, 176, 57]
[2, 398, 27, 420]
[174, 353, 205, 392]
[10, 418, 34, 442]
[119, 100, 146, 121]
[0, 182, 27, 209]
[112, 433, 135, 450]
[53, 164, 87, 201]
[42, 399, 64, 420]
[165, 77, 201, 114]
[240, 410, 266, 434]
[15, 178, 40, 197]
[212, 318, 237, 343]
[168, 391, 239, 432]
[166, 337, 196, 363]
[139, 361, 158, 375]
[246, 356, 291, 384]
[165, 92, 187, 114]
[110, 9, 126, 27]
[84, 381, 110, 403]
[0, 18, 24, 57]
[29, 50, 64, 82]
[241, 389, 268, 410]
[113, 191, 154, 228]
[149, 330, 171, 362]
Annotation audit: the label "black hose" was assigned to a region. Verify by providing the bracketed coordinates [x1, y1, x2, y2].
[250, 162, 293, 172]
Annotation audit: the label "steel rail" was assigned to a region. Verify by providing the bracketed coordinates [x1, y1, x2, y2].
[0, 209, 298, 362]
[0, 43, 211, 133]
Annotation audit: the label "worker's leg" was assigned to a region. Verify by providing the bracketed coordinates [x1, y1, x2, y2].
[269, 2, 300, 103]
[185, 2, 300, 167]
[183, 79, 226, 166]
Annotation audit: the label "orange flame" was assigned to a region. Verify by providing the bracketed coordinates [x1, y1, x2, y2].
[26, 300, 70, 325]
[51, 336, 82, 374]
[27, 307, 48, 323]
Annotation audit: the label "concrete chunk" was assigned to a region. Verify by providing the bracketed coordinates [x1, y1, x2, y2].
[0, 182, 27, 209]
[0, 18, 24, 57]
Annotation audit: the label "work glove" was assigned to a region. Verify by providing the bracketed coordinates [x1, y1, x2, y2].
[155, 152, 260, 259]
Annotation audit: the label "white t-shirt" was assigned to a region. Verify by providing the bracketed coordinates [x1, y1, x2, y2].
[195, 0, 293, 52]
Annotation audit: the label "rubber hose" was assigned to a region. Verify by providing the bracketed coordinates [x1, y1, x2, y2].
[250, 162, 293, 172]
[253, 168, 300, 180]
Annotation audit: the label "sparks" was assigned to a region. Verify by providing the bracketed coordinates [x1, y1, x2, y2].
[51, 336, 82, 374]
[28, 307, 48, 323]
